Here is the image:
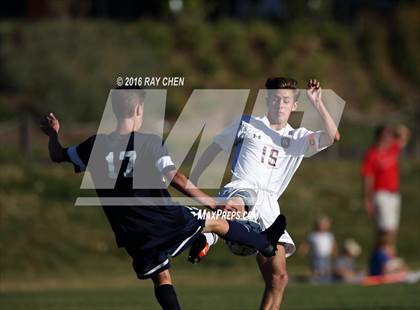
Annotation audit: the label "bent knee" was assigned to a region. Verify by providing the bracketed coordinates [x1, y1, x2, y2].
[152, 270, 172, 287]
[268, 272, 288, 289]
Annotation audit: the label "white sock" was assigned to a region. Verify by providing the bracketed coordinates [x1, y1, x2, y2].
[204, 232, 219, 247]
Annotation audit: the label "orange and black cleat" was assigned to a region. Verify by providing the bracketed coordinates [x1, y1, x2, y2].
[188, 234, 209, 264]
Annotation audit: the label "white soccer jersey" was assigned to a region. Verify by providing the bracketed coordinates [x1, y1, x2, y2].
[214, 115, 325, 198]
[214, 115, 327, 257]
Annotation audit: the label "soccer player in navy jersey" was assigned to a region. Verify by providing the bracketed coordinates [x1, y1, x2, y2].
[40, 88, 286, 310]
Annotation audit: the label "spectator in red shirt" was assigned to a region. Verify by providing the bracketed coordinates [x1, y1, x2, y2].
[362, 124, 411, 254]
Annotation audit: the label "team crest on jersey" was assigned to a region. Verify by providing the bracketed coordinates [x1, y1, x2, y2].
[281, 137, 291, 148]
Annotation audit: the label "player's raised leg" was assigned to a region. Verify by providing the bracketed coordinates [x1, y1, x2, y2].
[203, 214, 286, 257]
[188, 192, 251, 263]
[257, 244, 288, 310]
[151, 270, 181, 310]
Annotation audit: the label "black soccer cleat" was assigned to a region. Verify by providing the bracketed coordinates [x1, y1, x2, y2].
[259, 214, 287, 258]
[188, 234, 209, 264]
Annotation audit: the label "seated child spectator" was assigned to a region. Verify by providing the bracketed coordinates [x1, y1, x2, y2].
[370, 242, 407, 276]
[334, 238, 364, 283]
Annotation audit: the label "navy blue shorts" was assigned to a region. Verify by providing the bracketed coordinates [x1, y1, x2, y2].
[125, 206, 205, 279]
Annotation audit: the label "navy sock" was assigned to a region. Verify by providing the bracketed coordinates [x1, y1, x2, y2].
[224, 221, 268, 251]
[154, 284, 181, 310]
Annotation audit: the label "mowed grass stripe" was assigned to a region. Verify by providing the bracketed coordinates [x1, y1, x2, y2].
[1, 283, 419, 310]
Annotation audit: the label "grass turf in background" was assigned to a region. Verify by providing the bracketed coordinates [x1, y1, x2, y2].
[1, 283, 419, 310]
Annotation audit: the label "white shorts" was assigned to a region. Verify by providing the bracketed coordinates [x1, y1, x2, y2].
[218, 182, 296, 258]
[374, 190, 401, 231]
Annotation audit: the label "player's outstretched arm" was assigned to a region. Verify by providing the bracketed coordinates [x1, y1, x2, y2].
[189, 142, 223, 184]
[40, 113, 66, 163]
[306, 79, 341, 146]
[165, 169, 218, 210]
[394, 124, 411, 148]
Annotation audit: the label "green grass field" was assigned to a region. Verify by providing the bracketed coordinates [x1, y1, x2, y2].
[2, 282, 419, 309]
[1, 254, 420, 309]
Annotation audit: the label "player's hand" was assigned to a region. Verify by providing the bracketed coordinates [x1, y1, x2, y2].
[221, 197, 246, 217]
[40, 113, 60, 136]
[306, 79, 322, 106]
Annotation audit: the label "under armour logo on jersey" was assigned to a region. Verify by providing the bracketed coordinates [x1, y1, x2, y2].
[281, 137, 291, 148]
[253, 133, 261, 139]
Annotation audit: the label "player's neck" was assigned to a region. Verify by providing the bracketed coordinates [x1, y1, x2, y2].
[116, 118, 142, 134]
[266, 115, 288, 131]
[270, 124, 287, 131]
[268, 120, 288, 131]
[377, 140, 391, 150]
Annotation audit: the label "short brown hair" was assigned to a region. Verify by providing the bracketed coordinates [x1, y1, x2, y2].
[111, 88, 146, 119]
[265, 77, 299, 100]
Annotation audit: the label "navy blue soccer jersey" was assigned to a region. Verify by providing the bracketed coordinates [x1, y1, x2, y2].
[63, 132, 202, 250]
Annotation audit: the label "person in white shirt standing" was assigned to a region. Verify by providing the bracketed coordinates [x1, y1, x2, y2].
[189, 77, 341, 309]
[301, 215, 337, 282]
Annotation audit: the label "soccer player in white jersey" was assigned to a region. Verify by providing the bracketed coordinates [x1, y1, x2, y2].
[189, 77, 340, 309]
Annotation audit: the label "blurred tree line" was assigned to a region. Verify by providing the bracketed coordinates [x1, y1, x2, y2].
[1, 0, 416, 21]
[0, 0, 419, 156]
